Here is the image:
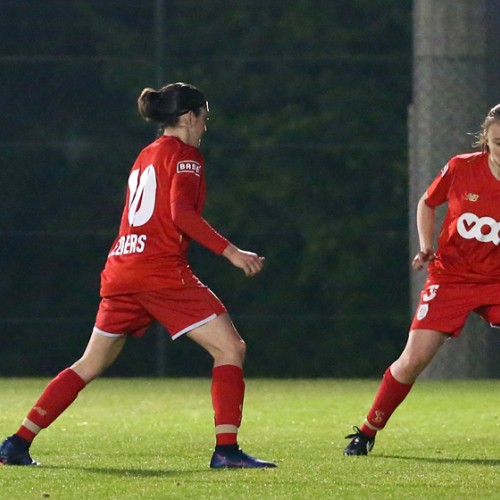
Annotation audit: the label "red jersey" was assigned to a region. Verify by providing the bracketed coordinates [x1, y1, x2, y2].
[100, 135, 229, 296]
[425, 151, 500, 283]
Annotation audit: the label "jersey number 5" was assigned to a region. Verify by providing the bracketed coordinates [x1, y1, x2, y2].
[128, 164, 157, 227]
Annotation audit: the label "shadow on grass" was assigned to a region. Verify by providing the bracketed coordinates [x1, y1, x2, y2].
[380, 455, 500, 466]
[42, 466, 208, 476]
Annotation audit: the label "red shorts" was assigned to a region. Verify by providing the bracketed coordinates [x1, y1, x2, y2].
[94, 285, 227, 340]
[410, 280, 500, 337]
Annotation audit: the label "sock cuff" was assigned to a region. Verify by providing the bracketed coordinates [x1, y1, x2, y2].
[60, 368, 86, 390]
[13, 430, 34, 446]
[212, 365, 243, 379]
[386, 367, 413, 387]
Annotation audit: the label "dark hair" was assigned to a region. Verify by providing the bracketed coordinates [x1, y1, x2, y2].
[474, 103, 500, 151]
[137, 82, 207, 128]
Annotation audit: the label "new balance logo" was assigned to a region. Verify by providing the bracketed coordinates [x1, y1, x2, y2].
[465, 193, 479, 202]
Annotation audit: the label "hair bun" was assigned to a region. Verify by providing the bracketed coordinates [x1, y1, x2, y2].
[142, 88, 161, 103]
[137, 82, 206, 126]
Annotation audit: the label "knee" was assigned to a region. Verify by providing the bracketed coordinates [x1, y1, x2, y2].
[392, 352, 429, 383]
[237, 338, 247, 359]
[229, 338, 246, 363]
[215, 337, 246, 366]
[71, 356, 110, 383]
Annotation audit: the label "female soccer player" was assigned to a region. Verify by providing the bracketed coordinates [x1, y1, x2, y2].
[0, 83, 276, 469]
[344, 103, 500, 455]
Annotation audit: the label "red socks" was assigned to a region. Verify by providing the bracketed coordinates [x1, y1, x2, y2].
[211, 365, 245, 446]
[16, 368, 86, 443]
[17, 365, 244, 447]
[360, 367, 413, 437]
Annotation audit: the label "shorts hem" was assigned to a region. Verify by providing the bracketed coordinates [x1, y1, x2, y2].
[93, 326, 126, 338]
[171, 313, 218, 340]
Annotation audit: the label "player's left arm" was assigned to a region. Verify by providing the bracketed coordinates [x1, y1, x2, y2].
[171, 185, 229, 255]
[170, 164, 264, 277]
[221, 243, 265, 277]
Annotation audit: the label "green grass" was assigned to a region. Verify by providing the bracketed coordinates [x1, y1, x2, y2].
[0, 379, 499, 499]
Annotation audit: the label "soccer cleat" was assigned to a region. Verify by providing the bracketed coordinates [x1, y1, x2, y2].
[0, 435, 39, 466]
[210, 448, 277, 469]
[343, 426, 375, 456]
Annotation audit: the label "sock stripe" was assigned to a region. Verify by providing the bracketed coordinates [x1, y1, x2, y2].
[363, 419, 382, 432]
[215, 424, 238, 435]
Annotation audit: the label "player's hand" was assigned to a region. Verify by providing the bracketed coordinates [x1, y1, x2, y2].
[412, 249, 435, 270]
[222, 244, 265, 277]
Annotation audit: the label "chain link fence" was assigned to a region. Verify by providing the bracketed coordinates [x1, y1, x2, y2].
[0, 0, 413, 378]
[410, 0, 500, 378]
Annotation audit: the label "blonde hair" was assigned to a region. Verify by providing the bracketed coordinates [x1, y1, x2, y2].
[474, 103, 500, 151]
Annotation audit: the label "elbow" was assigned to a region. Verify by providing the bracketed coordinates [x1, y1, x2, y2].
[171, 205, 194, 232]
[418, 192, 428, 206]
[171, 207, 181, 226]
[418, 193, 434, 212]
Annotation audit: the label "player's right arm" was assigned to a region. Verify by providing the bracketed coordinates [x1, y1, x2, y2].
[412, 192, 436, 270]
[412, 158, 455, 271]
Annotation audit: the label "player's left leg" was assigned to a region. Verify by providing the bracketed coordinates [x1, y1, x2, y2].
[187, 314, 276, 468]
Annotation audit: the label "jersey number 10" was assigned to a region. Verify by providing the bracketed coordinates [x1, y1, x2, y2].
[127, 165, 157, 227]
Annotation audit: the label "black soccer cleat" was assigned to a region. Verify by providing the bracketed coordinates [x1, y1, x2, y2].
[343, 426, 375, 456]
[210, 447, 277, 469]
[0, 435, 39, 466]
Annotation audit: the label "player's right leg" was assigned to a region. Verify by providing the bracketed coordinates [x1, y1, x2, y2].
[344, 329, 447, 456]
[0, 331, 126, 466]
[188, 314, 277, 468]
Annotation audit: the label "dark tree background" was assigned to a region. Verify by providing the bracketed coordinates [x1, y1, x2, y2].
[0, 0, 412, 377]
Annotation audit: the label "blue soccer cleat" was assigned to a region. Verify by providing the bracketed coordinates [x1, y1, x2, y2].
[0, 435, 39, 466]
[210, 448, 277, 469]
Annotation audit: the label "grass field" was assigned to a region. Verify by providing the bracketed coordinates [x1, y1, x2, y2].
[0, 378, 498, 499]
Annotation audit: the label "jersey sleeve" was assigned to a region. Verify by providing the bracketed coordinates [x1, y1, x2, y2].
[170, 153, 230, 255]
[424, 158, 456, 208]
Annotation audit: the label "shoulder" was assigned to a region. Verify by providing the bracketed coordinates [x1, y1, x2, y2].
[440, 151, 485, 176]
[155, 136, 203, 160]
[139, 137, 204, 171]
[176, 141, 204, 164]
[153, 138, 204, 179]
[449, 151, 486, 168]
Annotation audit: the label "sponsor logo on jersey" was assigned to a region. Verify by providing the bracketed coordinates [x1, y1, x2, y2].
[177, 161, 201, 176]
[464, 193, 479, 202]
[457, 212, 500, 245]
[109, 234, 147, 257]
[440, 163, 449, 177]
